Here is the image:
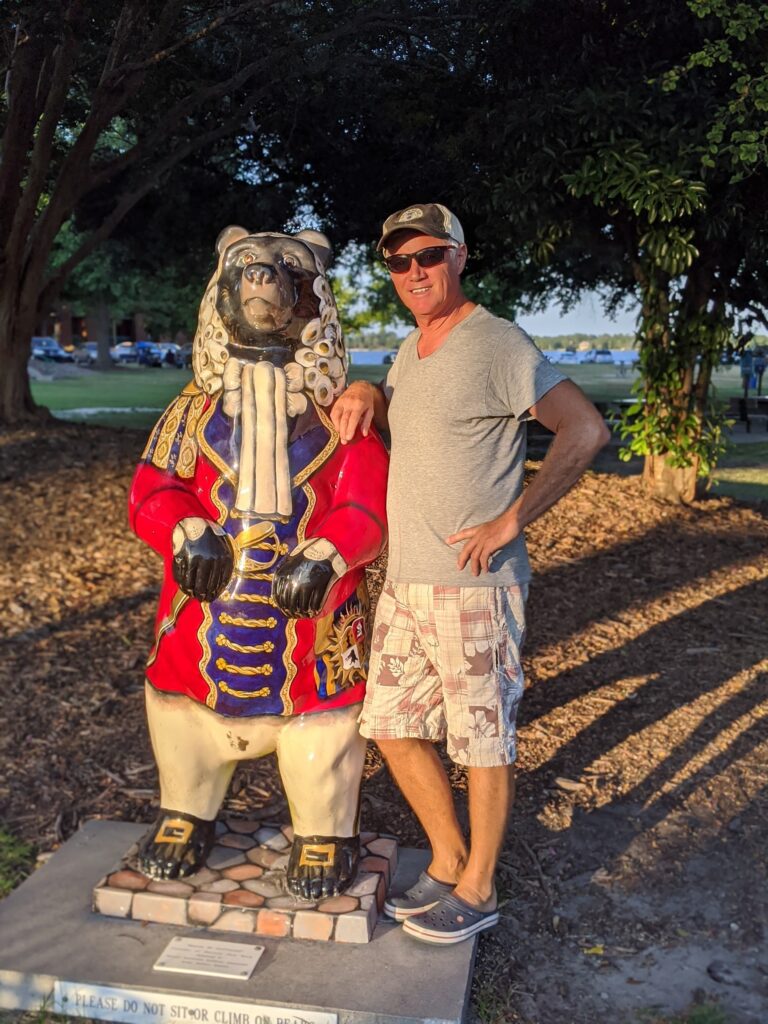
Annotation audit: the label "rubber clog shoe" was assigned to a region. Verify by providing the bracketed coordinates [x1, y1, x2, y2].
[383, 870, 455, 922]
[402, 891, 499, 944]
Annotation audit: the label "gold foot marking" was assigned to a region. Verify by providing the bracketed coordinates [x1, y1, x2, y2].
[298, 843, 336, 867]
[215, 634, 275, 655]
[215, 657, 273, 676]
[154, 819, 194, 844]
[219, 614, 278, 629]
[218, 682, 271, 698]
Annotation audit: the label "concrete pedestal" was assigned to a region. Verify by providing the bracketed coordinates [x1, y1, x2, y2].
[0, 822, 476, 1024]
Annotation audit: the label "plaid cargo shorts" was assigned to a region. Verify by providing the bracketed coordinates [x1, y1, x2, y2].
[359, 581, 528, 767]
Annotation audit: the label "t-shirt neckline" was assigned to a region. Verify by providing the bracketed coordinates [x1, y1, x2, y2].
[413, 304, 484, 362]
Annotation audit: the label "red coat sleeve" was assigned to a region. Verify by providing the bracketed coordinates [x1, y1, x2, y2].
[128, 460, 218, 559]
[308, 427, 389, 569]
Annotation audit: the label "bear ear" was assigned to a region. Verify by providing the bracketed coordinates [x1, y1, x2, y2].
[295, 229, 333, 271]
[215, 225, 250, 255]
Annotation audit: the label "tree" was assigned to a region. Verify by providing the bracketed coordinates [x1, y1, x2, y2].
[276, 0, 768, 501]
[463, 0, 768, 500]
[0, 0, 455, 424]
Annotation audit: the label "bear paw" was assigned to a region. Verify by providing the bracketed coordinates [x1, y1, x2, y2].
[136, 810, 216, 880]
[287, 834, 360, 900]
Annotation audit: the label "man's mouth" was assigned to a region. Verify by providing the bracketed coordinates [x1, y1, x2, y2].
[410, 286, 431, 295]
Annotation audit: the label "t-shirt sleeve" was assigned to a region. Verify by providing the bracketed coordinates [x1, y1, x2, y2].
[486, 325, 567, 420]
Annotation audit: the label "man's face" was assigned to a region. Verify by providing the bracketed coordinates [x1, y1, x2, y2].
[384, 230, 467, 319]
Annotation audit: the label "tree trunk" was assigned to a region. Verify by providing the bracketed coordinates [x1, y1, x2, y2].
[0, 322, 47, 425]
[643, 454, 700, 503]
[0, 272, 50, 425]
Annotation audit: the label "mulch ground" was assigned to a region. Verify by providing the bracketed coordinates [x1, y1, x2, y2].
[1, 423, 766, 1024]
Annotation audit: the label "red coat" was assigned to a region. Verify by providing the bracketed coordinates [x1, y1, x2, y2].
[129, 383, 388, 718]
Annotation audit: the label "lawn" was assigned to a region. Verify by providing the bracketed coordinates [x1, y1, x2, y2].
[30, 361, 766, 500]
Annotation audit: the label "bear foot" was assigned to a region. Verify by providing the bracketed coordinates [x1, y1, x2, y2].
[287, 834, 360, 901]
[136, 810, 216, 880]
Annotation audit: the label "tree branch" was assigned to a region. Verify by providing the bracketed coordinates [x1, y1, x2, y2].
[102, 0, 279, 82]
[8, 1, 85, 263]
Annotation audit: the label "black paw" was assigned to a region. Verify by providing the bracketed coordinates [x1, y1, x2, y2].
[173, 526, 233, 603]
[287, 834, 360, 900]
[136, 810, 216, 880]
[271, 554, 337, 618]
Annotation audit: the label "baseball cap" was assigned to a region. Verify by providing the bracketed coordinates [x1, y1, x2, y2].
[376, 203, 465, 252]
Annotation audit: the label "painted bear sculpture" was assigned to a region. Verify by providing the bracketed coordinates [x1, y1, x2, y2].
[129, 226, 388, 899]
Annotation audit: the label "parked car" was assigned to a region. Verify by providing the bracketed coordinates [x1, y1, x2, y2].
[558, 350, 580, 365]
[157, 342, 180, 366]
[31, 336, 74, 362]
[135, 340, 163, 367]
[593, 349, 614, 364]
[175, 343, 194, 369]
[73, 341, 101, 364]
[111, 340, 138, 363]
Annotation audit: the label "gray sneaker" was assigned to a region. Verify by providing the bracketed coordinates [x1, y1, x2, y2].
[383, 871, 455, 922]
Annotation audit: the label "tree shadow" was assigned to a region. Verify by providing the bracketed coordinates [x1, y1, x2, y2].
[519, 577, 767, 881]
[524, 515, 765, 657]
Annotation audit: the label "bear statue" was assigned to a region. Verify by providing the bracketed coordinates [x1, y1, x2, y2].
[129, 226, 389, 900]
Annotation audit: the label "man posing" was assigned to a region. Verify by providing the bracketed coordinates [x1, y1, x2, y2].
[331, 204, 609, 945]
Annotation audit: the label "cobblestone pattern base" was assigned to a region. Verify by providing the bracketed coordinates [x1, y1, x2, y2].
[92, 822, 397, 944]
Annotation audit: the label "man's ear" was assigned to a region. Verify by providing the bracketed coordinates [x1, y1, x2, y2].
[456, 244, 468, 275]
[215, 225, 249, 255]
[295, 229, 333, 270]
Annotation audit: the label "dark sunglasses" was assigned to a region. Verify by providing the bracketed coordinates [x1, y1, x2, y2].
[382, 245, 457, 274]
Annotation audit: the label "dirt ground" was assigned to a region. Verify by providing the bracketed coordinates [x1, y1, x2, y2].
[0, 423, 766, 1024]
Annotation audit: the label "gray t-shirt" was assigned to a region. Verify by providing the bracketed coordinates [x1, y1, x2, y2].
[383, 305, 566, 586]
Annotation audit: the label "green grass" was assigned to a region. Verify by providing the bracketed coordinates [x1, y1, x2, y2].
[0, 828, 35, 898]
[30, 364, 768, 501]
[31, 365, 189, 416]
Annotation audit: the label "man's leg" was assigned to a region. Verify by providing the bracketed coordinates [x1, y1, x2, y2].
[452, 764, 515, 909]
[377, 737, 467, 882]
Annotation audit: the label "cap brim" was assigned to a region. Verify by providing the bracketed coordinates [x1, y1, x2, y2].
[376, 225, 454, 252]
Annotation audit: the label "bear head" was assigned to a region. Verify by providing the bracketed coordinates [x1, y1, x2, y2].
[192, 226, 347, 409]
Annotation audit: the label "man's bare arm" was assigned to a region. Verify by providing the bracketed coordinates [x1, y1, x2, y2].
[446, 380, 610, 575]
[330, 380, 390, 444]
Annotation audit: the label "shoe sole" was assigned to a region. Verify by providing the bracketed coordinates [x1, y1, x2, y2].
[383, 898, 441, 922]
[402, 911, 499, 944]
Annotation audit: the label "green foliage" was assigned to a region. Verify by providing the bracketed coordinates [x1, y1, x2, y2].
[0, 828, 35, 898]
[661, 2, 768, 177]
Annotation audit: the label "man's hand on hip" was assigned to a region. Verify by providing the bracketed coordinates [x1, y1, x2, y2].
[446, 511, 521, 577]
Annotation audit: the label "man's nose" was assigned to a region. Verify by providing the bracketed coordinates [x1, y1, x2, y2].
[244, 263, 276, 286]
[406, 256, 427, 280]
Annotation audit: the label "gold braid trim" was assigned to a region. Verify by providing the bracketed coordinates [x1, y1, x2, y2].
[218, 613, 277, 629]
[177, 392, 207, 478]
[218, 682, 271, 698]
[220, 590, 276, 606]
[215, 634, 275, 654]
[215, 657, 272, 676]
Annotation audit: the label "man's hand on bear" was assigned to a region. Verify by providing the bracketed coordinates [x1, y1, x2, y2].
[172, 517, 234, 603]
[272, 537, 347, 618]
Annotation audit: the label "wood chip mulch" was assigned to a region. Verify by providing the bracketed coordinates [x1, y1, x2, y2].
[1, 423, 766, 1023]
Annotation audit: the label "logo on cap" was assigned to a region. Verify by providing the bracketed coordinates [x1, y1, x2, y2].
[397, 207, 424, 223]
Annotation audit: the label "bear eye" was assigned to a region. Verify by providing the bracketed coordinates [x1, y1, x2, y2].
[281, 253, 299, 269]
[241, 252, 255, 265]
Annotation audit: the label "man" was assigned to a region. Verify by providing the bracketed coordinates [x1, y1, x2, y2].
[331, 203, 609, 944]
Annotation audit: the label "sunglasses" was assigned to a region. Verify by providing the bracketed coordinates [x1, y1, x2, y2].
[382, 245, 457, 274]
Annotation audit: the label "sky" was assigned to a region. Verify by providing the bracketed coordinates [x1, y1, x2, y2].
[518, 292, 639, 336]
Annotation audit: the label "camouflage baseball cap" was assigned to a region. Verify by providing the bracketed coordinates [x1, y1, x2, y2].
[376, 203, 465, 252]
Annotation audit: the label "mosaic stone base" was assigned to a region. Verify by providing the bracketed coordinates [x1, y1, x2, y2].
[92, 821, 397, 944]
